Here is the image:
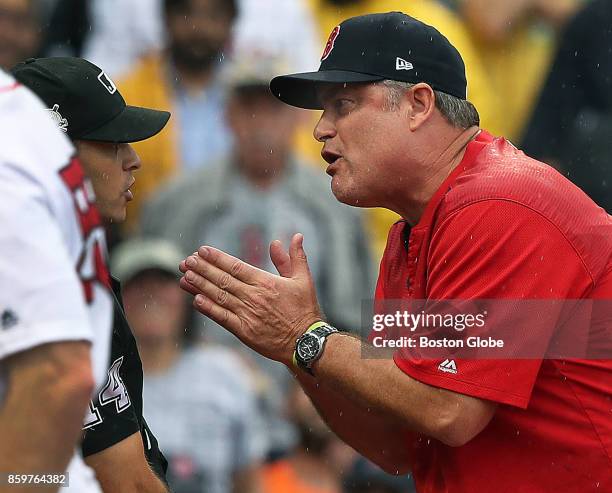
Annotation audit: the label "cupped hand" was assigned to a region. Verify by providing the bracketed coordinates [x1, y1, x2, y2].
[179, 233, 323, 367]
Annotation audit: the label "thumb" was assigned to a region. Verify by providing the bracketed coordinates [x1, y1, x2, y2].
[289, 233, 311, 279]
[270, 240, 292, 277]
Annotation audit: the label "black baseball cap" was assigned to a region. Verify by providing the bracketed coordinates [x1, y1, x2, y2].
[11, 57, 170, 143]
[270, 12, 467, 110]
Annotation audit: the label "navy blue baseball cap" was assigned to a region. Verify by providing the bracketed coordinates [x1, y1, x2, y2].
[270, 12, 467, 110]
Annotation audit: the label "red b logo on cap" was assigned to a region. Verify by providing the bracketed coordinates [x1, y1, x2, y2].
[321, 25, 341, 61]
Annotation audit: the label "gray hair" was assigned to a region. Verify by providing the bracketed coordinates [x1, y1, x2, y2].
[380, 80, 480, 129]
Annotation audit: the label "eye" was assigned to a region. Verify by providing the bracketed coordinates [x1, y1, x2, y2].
[334, 98, 354, 115]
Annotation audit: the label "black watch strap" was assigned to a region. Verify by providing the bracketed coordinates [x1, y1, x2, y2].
[293, 322, 339, 375]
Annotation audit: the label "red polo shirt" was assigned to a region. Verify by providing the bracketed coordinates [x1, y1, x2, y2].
[375, 130, 612, 492]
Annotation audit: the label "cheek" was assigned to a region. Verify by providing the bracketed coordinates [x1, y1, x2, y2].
[345, 119, 400, 175]
[102, 168, 126, 199]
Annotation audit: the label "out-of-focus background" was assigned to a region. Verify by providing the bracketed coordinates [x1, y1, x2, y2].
[4, 0, 610, 491]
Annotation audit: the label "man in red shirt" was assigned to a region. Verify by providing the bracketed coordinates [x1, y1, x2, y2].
[178, 12, 612, 492]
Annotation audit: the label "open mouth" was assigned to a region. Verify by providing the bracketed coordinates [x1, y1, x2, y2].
[124, 179, 135, 200]
[322, 149, 342, 176]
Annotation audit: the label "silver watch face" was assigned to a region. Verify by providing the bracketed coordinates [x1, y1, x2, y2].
[297, 333, 321, 363]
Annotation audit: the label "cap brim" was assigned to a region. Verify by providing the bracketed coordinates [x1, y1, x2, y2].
[80, 106, 171, 143]
[270, 70, 384, 109]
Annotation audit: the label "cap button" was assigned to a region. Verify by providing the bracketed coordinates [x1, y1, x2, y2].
[24, 58, 37, 64]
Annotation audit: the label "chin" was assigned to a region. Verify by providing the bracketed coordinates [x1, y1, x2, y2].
[112, 207, 127, 224]
[331, 179, 365, 207]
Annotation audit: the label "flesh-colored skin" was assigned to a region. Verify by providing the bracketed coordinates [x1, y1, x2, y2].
[0, 342, 94, 493]
[75, 141, 140, 224]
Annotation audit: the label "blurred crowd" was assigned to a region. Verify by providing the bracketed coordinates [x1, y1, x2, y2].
[2, 0, 610, 491]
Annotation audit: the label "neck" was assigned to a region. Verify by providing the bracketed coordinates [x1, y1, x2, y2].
[239, 153, 288, 190]
[173, 60, 214, 95]
[244, 169, 285, 190]
[139, 337, 181, 374]
[392, 125, 480, 224]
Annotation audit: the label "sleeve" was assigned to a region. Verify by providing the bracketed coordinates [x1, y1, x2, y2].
[0, 168, 92, 361]
[393, 200, 592, 408]
[141, 418, 169, 481]
[81, 356, 141, 458]
[81, 303, 141, 457]
[81, 401, 140, 457]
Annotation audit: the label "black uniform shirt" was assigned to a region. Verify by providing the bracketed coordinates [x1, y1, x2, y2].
[81, 278, 168, 481]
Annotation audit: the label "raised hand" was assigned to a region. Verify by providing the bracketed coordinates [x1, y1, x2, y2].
[179, 233, 323, 366]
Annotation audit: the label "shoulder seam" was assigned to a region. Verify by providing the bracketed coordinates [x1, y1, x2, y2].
[432, 198, 596, 286]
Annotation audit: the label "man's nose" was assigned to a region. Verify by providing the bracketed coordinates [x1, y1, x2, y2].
[122, 144, 141, 171]
[314, 111, 337, 142]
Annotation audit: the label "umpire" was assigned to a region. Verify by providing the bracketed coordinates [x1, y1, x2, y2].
[13, 57, 170, 492]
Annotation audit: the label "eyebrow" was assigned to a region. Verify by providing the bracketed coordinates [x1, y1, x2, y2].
[316, 83, 355, 106]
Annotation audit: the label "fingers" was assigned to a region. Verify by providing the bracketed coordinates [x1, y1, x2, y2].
[183, 262, 243, 311]
[198, 246, 264, 285]
[179, 251, 200, 273]
[270, 240, 291, 277]
[192, 294, 243, 334]
[179, 276, 201, 297]
[184, 254, 248, 298]
[289, 233, 311, 279]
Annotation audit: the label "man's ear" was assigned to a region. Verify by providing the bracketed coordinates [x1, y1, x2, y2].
[406, 83, 436, 131]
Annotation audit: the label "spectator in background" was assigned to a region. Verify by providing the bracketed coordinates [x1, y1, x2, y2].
[455, 0, 581, 141]
[113, 237, 267, 493]
[118, 0, 238, 233]
[140, 53, 375, 456]
[522, 0, 612, 212]
[262, 383, 356, 493]
[303, 0, 500, 258]
[0, 0, 43, 70]
[83, 0, 166, 78]
[79, 0, 319, 79]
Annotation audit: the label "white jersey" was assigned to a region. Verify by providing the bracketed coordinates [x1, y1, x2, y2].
[0, 71, 112, 492]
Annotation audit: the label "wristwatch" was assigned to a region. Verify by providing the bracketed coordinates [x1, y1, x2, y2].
[293, 321, 339, 375]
